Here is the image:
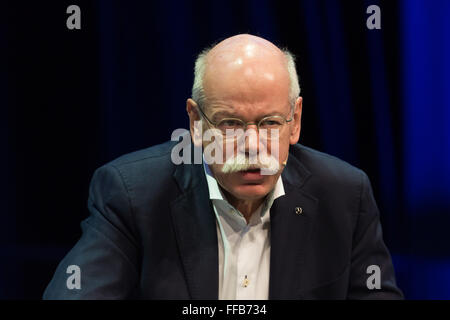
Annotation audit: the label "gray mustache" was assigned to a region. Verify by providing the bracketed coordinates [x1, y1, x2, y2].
[221, 153, 280, 175]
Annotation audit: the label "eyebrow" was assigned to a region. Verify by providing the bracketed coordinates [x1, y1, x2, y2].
[210, 111, 238, 122]
[210, 110, 286, 122]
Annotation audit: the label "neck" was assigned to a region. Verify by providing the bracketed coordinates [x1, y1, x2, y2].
[221, 189, 265, 224]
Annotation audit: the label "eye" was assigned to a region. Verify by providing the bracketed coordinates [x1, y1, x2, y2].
[260, 118, 283, 127]
[218, 119, 243, 128]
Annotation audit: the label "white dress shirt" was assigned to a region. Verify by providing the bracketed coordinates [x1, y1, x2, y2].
[203, 162, 285, 300]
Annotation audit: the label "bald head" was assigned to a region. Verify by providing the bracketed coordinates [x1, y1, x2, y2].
[206, 34, 286, 68]
[192, 34, 300, 110]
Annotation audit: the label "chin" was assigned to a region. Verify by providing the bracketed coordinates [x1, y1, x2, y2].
[229, 183, 273, 200]
[216, 170, 279, 201]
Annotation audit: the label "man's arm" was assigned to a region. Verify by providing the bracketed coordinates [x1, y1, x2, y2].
[347, 171, 404, 299]
[43, 165, 140, 299]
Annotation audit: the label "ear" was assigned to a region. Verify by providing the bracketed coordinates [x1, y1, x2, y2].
[289, 97, 303, 145]
[186, 98, 203, 147]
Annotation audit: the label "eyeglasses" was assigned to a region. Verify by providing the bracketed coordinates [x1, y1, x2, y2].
[195, 104, 293, 140]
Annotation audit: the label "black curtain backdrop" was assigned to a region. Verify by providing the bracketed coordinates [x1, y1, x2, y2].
[2, 0, 450, 299]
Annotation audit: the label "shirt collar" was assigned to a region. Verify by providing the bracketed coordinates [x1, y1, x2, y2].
[203, 160, 226, 200]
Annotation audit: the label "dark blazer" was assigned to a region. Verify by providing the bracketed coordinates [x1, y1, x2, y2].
[43, 141, 403, 299]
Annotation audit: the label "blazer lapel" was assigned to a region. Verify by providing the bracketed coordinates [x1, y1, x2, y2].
[170, 162, 219, 299]
[269, 155, 319, 299]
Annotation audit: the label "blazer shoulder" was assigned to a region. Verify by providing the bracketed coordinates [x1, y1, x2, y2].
[94, 140, 179, 191]
[291, 144, 365, 186]
[107, 140, 177, 167]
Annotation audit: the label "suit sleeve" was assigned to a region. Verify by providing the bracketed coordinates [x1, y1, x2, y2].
[43, 165, 141, 299]
[347, 171, 404, 299]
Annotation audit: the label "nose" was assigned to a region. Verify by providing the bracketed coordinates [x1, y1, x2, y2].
[243, 125, 259, 156]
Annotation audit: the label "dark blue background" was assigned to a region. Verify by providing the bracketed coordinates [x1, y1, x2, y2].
[2, 0, 449, 299]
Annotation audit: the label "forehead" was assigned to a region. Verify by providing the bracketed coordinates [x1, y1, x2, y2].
[201, 38, 291, 120]
[204, 41, 289, 99]
[205, 59, 289, 92]
[204, 63, 290, 118]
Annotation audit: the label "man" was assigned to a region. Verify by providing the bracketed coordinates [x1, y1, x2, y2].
[44, 34, 403, 299]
